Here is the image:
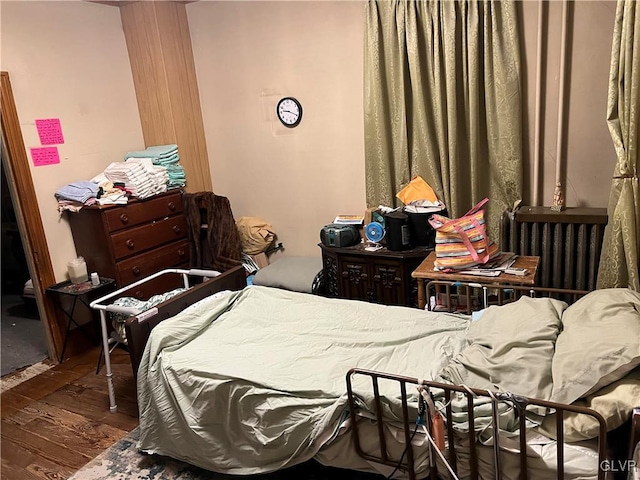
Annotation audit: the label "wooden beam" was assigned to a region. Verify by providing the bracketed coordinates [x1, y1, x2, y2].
[120, 1, 212, 193]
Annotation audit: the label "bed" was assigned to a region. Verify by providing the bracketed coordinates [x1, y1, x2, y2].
[120, 268, 639, 479]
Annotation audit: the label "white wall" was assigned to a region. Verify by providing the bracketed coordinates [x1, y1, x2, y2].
[188, 1, 366, 258]
[1, 1, 144, 280]
[520, 0, 617, 207]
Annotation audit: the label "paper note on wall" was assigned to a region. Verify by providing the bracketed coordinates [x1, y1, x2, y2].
[35, 118, 64, 145]
[30, 147, 60, 166]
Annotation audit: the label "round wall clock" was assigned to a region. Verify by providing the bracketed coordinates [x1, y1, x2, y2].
[276, 97, 302, 128]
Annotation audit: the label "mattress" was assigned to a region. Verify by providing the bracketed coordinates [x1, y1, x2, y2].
[316, 418, 608, 479]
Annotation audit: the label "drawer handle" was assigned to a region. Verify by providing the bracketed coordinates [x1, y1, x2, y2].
[120, 214, 129, 224]
[168, 202, 176, 211]
[178, 249, 186, 257]
[132, 267, 141, 276]
[173, 225, 181, 234]
[126, 239, 135, 249]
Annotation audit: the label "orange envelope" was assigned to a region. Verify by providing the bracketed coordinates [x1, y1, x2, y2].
[396, 176, 438, 204]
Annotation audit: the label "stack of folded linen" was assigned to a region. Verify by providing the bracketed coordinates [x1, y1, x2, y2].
[89, 175, 130, 206]
[125, 158, 168, 195]
[103, 162, 157, 199]
[124, 144, 186, 189]
[55, 180, 99, 213]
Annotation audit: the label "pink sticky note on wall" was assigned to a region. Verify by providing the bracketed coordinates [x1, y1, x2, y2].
[30, 147, 60, 166]
[35, 118, 65, 145]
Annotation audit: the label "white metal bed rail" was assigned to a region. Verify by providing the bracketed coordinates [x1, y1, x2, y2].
[90, 268, 221, 413]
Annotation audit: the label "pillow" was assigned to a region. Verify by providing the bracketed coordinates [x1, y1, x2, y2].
[252, 256, 322, 294]
[551, 288, 640, 405]
[538, 367, 640, 442]
[439, 296, 566, 400]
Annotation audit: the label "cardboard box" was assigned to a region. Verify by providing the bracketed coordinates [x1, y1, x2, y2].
[364, 207, 377, 226]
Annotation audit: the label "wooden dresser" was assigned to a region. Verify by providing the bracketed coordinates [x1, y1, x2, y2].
[319, 243, 431, 307]
[67, 191, 190, 299]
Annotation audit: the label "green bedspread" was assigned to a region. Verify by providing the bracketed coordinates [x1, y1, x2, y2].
[137, 286, 469, 474]
[137, 286, 640, 475]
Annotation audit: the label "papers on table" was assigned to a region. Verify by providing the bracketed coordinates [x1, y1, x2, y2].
[435, 252, 522, 277]
[333, 215, 364, 225]
[456, 269, 502, 277]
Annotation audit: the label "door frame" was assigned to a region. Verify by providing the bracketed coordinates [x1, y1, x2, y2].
[1, 71, 62, 361]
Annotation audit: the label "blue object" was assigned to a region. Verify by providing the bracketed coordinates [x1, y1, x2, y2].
[365, 222, 385, 243]
[55, 181, 99, 203]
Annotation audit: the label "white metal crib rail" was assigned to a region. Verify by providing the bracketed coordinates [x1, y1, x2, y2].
[90, 268, 220, 413]
[346, 368, 608, 480]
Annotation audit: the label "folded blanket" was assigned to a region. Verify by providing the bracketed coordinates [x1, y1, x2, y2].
[153, 153, 180, 165]
[124, 144, 178, 160]
[55, 180, 99, 203]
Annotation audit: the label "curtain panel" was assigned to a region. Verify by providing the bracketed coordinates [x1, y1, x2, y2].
[364, 0, 522, 238]
[597, 0, 640, 291]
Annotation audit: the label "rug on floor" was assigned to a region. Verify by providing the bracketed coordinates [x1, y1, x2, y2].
[1, 294, 48, 377]
[69, 427, 383, 480]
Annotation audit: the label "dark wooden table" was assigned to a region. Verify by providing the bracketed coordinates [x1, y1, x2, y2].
[46, 278, 115, 362]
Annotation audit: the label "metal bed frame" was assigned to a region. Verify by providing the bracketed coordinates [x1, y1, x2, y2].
[89, 267, 222, 413]
[345, 281, 633, 480]
[423, 280, 589, 314]
[346, 369, 608, 480]
[346, 368, 607, 480]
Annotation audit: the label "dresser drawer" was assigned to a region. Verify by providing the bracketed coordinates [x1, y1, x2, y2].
[104, 192, 183, 233]
[116, 241, 190, 286]
[110, 216, 188, 260]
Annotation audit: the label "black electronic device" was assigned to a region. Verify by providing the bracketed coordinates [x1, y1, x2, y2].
[384, 211, 412, 251]
[404, 206, 447, 248]
[320, 224, 360, 248]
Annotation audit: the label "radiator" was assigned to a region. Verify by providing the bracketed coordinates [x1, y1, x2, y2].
[499, 206, 608, 291]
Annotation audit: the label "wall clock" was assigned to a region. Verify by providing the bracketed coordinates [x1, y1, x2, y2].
[276, 97, 302, 128]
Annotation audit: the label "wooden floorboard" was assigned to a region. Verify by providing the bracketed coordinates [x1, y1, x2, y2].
[1, 347, 138, 479]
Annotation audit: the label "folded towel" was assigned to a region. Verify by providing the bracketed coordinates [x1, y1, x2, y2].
[91, 172, 109, 184]
[147, 145, 178, 158]
[124, 144, 178, 160]
[55, 181, 99, 204]
[153, 153, 180, 165]
[97, 191, 129, 205]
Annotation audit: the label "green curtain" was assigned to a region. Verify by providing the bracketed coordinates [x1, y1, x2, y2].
[597, 0, 640, 291]
[364, 0, 522, 238]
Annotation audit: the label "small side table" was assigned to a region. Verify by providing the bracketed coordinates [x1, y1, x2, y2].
[319, 243, 432, 307]
[411, 252, 540, 310]
[46, 278, 116, 362]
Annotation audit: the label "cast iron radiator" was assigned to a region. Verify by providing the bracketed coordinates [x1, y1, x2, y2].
[499, 206, 608, 291]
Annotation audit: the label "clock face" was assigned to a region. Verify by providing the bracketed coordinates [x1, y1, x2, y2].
[276, 97, 302, 128]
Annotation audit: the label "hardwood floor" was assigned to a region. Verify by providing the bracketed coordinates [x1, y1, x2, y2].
[1, 347, 138, 479]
